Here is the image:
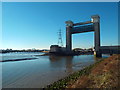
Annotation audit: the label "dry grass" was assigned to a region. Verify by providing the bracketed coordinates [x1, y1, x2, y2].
[67, 54, 120, 88]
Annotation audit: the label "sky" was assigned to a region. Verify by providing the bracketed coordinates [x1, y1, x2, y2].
[2, 0, 119, 2]
[2, 2, 118, 50]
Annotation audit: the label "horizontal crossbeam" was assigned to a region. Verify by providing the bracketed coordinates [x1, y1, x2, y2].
[71, 25, 94, 34]
[73, 21, 93, 26]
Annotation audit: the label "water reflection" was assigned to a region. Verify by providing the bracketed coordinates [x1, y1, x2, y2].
[93, 54, 110, 61]
[2, 52, 109, 88]
[49, 55, 63, 62]
[49, 55, 73, 73]
[65, 56, 73, 73]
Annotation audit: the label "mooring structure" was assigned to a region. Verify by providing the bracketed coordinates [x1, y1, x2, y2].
[65, 15, 101, 57]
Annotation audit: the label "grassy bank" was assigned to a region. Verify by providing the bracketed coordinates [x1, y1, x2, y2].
[46, 54, 119, 89]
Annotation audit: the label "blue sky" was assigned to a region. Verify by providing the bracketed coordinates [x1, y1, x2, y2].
[2, 2, 118, 50]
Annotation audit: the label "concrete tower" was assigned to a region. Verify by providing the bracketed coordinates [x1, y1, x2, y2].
[65, 20, 73, 52]
[65, 15, 102, 57]
[91, 15, 102, 57]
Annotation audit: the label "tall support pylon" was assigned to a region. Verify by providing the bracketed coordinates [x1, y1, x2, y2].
[58, 29, 63, 47]
[91, 15, 102, 57]
[65, 20, 73, 52]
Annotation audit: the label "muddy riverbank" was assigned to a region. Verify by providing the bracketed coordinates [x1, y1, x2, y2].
[46, 54, 120, 89]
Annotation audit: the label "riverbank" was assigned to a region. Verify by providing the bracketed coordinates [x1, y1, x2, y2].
[46, 54, 119, 89]
[39, 51, 94, 56]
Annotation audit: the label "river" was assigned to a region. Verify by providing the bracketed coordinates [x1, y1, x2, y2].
[1, 52, 109, 88]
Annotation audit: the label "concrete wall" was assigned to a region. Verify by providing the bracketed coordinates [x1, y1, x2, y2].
[100, 46, 120, 54]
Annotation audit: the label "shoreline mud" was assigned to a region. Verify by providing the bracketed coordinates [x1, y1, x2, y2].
[46, 54, 120, 89]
